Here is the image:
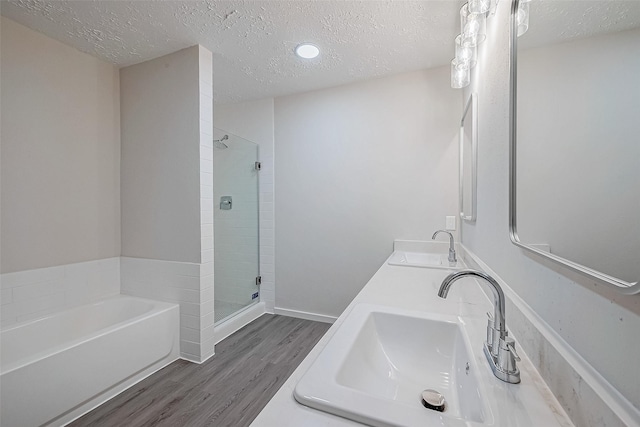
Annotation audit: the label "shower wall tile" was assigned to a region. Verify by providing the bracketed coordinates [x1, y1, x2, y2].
[200, 261, 214, 277]
[201, 250, 213, 263]
[201, 238, 213, 251]
[202, 323, 216, 343]
[0, 258, 120, 328]
[199, 47, 214, 348]
[258, 149, 275, 313]
[202, 224, 214, 238]
[200, 172, 213, 188]
[201, 286, 214, 302]
[259, 192, 274, 203]
[1, 288, 13, 305]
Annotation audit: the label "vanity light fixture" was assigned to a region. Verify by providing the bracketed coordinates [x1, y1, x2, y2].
[516, 0, 530, 37]
[460, 4, 487, 46]
[295, 43, 320, 59]
[451, 1, 496, 88]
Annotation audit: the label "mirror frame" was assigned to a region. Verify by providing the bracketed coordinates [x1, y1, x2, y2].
[460, 93, 477, 222]
[508, 0, 640, 294]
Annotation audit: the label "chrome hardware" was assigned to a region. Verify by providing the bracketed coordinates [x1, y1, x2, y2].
[421, 389, 446, 412]
[431, 230, 457, 263]
[438, 270, 520, 384]
[255, 161, 262, 171]
[486, 312, 498, 355]
[255, 276, 262, 286]
[506, 338, 520, 362]
[220, 196, 232, 210]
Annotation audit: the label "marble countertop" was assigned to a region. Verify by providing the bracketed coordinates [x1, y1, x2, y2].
[250, 246, 573, 427]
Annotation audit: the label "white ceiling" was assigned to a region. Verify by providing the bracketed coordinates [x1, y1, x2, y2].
[519, 1, 640, 51]
[0, 0, 462, 103]
[3, 1, 639, 104]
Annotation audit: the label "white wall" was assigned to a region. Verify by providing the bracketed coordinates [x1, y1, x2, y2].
[120, 46, 202, 264]
[462, 0, 640, 424]
[274, 68, 459, 318]
[214, 99, 276, 313]
[0, 17, 120, 273]
[517, 28, 640, 283]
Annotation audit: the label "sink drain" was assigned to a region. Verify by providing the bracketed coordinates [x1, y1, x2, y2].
[421, 389, 446, 412]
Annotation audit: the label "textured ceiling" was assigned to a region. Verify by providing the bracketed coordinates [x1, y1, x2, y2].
[519, 0, 640, 51]
[2, 1, 639, 103]
[0, 0, 461, 103]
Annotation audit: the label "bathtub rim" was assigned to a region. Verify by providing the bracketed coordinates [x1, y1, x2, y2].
[0, 294, 179, 375]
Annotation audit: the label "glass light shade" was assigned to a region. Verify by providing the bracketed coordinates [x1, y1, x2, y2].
[455, 35, 477, 69]
[460, 4, 487, 46]
[517, 2, 529, 37]
[468, 0, 491, 14]
[451, 59, 471, 88]
[460, 4, 470, 38]
[489, 0, 499, 14]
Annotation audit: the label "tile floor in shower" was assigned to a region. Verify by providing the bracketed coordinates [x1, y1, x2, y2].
[214, 299, 251, 323]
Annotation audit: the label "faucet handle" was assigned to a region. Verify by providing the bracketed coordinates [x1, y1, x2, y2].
[497, 337, 521, 377]
[506, 339, 521, 362]
[485, 312, 496, 353]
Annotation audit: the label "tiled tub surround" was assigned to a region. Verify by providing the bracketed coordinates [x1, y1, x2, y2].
[0, 295, 179, 427]
[251, 244, 573, 427]
[0, 253, 246, 364]
[0, 257, 120, 327]
[120, 257, 214, 362]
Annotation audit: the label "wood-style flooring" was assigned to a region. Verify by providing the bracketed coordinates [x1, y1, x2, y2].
[69, 314, 330, 427]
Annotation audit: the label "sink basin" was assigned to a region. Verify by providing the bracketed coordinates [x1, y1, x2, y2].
[388, 251, 462, 270]
[294, 304, 487, 427]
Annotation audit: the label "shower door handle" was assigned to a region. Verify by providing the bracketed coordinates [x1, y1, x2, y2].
[220, 196, 232, 210]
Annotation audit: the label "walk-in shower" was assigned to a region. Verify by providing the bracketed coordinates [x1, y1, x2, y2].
[213, 128, 260, 324]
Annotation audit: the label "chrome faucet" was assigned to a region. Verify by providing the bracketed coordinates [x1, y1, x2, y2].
[432, 230, 457, 263]
[438, 270, 521, 384]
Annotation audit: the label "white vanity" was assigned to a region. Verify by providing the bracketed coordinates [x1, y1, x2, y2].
[250, 242, 573, 427]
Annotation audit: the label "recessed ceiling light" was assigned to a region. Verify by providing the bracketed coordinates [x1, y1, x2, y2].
[295, 43, 320, 59]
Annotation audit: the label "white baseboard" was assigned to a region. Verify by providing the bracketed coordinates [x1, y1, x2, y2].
[274, 307, 337, 324]
[180, 353, 203, 364]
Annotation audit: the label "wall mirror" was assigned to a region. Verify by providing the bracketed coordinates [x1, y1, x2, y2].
[509, 0, 640, 294]
[460, 93, 477, 222]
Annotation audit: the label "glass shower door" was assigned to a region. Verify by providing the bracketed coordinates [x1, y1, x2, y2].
[213, 128, 260, 324]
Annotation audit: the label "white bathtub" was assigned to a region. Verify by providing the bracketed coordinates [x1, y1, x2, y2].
[0, 295, 180, 427]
